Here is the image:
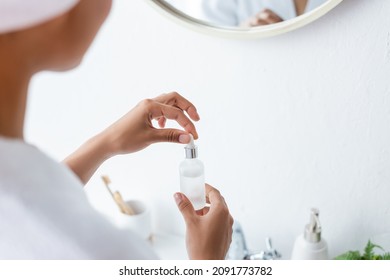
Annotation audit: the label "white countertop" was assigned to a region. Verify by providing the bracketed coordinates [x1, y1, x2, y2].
[151, 233, 188, 260]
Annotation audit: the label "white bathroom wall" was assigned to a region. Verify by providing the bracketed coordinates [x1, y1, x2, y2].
[26, 0, 390, 258]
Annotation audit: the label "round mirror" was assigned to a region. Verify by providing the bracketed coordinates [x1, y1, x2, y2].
[148, 0, 343, 39]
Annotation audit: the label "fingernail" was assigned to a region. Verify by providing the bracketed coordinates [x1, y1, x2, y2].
[174, 193, 183, 205]
[179, 134, 190, 144]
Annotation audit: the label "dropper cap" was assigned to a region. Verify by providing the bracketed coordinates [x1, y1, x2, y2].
[184, 134, 198, 159]
[304, 208, 322, 243]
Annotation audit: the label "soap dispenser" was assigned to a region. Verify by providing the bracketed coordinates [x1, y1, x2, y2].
[291, 208, 329, 260]
[179, 135, 206, 211]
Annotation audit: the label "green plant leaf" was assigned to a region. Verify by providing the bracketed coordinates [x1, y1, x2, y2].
[335, 240, 390, 260]
[363, 240, 384, 260]
[335, 251, 361, 260]
[382, 253, 390, 260]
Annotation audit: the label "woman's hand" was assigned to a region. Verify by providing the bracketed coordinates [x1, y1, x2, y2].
[174, 184, 234, 260]
[64, 92, 200, 184]
[102, 92, 200, 155]
[241, 9, 284, 27]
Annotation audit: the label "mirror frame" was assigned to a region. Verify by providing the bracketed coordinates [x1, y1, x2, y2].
[147, 0, 343, 39]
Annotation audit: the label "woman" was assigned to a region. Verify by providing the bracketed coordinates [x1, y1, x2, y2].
[0, 0, 233, 259]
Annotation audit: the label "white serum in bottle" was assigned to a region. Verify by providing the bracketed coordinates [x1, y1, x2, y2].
[179, 135, 206, 210]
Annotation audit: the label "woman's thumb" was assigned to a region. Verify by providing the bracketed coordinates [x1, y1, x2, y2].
[154, 129, 191, 144]
[174, 193, 195, 222]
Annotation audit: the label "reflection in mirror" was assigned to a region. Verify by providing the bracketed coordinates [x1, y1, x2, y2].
[163, 0, 328, 28]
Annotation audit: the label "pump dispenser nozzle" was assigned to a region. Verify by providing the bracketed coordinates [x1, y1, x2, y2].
[291, 208, 329, 260]
[304, 208, 322, 243]
[291, 207, 328, 259]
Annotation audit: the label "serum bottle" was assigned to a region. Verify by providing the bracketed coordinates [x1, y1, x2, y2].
[179, 135, 206, 210]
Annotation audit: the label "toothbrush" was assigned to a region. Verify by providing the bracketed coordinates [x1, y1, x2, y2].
[101, 175, 135, 216]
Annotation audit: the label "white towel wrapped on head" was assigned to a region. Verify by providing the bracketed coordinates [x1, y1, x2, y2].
[0, 0, 79, 34]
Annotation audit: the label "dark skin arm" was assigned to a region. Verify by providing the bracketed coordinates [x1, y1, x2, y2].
[294, 0, 309, 16]
[64, 92, 199, 184]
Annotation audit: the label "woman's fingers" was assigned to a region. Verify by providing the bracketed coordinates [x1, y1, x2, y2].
[246, 9, 284, 27]
[174, 192, 197, 225]
[153, 128, 191, 144]
[132, 96, 199, 145]
[250, 18, 269, 26]
[178, 184, 233, 260]
[157, 117, 166, 128]
[242, 8, 284, 27]
[153, 92, 200, 122]
[256, 9, 283, 24]
[146, 100, 198, 140]
[205, 184, 228, 211]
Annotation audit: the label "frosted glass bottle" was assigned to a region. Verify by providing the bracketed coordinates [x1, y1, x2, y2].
[179, 135, 206, 211]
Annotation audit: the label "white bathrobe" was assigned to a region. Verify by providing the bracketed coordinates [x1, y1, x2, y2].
[0, 137, 157, 259]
